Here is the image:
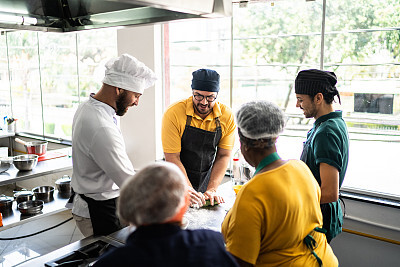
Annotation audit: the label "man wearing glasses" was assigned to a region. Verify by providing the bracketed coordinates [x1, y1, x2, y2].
[162, 69, 236, 207]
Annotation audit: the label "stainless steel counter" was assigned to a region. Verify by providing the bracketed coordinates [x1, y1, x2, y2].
[0, 149, 72, 230]
[0, 150, 72, 186]
[19, 181, 238, 266]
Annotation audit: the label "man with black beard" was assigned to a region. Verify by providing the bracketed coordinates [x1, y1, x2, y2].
[295, 69, 349, 243]
[69, 54, 156, 237]
[162, 69, 236, 208]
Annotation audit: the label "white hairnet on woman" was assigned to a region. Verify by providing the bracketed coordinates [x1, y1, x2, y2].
[236, 100, 286, 148]
[94, 161, 239, 267]
[118, 161, 188, 226]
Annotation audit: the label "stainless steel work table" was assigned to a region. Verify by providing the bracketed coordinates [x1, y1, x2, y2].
[19, 181, 238, 266]
[0, 151, 72, 231]
[0, 150, 72, 186]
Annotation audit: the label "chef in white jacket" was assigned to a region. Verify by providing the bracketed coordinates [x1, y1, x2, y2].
[69, 54, 156, 237]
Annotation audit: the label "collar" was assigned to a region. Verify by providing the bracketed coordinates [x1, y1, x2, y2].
[128, 223, 182, 242]
[315, 110, 342, 126]
[185, 96, 222, 121]
[89, 93, 116, 118]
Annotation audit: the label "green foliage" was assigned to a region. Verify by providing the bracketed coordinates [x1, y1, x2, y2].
[234, 0, 400, 69]
[61, 124, 72, 137]
[45, 122, 55, 134]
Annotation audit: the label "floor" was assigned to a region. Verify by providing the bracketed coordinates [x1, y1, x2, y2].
[0, 210, 83, 267]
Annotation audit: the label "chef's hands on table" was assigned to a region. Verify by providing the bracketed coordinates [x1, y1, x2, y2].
[189, 187, 224, 208]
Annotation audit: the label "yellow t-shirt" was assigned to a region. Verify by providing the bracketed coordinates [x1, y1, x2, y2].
[161, 96, 236, 153]
[221, 160, 338, 267]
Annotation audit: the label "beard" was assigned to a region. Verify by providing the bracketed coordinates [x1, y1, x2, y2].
[194, 102, 212, 116]
[303, 102, 318, 118]
[115, 91, 132, 116]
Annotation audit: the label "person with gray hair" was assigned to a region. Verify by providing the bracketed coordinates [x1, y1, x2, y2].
[222, 101, 338, 267]
[94, 161, 238, 267]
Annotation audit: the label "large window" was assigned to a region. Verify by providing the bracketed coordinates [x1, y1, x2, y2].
[0, 29, 117, 140]
[166, 0, 400, 199]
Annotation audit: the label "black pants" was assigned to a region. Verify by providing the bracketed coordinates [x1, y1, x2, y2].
[79, 194, 122, 236]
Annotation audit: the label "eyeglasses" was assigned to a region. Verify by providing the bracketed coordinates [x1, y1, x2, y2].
[193, 93, 217, 102]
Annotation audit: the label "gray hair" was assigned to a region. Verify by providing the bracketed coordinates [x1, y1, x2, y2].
[236, 100, 286, 141]
[117, 161, 187, 226]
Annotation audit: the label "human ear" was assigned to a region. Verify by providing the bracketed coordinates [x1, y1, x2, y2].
[314, 93, 323, 104]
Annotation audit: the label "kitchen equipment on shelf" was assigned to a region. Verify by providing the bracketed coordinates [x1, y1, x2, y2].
[0, 156, 13, 173]
[32, 185, 55, 202]
[55, 175, 72, 196]
[15, 138, 48, 156]
[14, 191, 34, 204]
[18, 200, 44, 215]
[0, 194, 13, 213]
[13, 154, 39, 171]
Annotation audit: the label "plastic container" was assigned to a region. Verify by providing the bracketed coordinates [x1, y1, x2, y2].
[232, 157, 242, 185]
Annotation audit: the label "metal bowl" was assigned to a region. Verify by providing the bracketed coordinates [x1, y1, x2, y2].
[32, 185, 55, 202]
[0, 157, 13, 173]
[13, 154, 39, 171]
[18, 200, 44, 215]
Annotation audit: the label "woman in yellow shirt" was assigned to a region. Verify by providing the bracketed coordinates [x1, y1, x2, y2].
[221, 100, 338, 267]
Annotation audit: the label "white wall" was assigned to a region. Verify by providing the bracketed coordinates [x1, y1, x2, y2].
[117, 25, 164, 170]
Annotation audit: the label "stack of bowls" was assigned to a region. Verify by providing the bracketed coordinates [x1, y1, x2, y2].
[18, 200, 44, 215]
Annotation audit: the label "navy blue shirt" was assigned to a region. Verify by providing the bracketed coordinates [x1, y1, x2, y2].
[94, 224, 238, 267]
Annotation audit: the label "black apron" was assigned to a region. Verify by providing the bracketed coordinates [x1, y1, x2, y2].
[79, 194, 122, 236]
[300, 123, 342, 243]
[180, 115, 222, 192]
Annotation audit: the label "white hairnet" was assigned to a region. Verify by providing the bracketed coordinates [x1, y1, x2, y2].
[102, 53, 157, 94]
[236, 100, 286, 139]
[118, 162, 187, 226]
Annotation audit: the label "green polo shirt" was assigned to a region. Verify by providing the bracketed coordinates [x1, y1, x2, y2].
[304, 111, 349, 187]
[302, 110, 349, 242]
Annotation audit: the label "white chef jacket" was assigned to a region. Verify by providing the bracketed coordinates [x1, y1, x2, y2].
[70, 95, 135, 218]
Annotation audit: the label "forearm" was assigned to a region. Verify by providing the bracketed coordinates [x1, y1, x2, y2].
[164, 153, 193, 188]
[319, 163, 339, 204]
[320, 187, 339, 204]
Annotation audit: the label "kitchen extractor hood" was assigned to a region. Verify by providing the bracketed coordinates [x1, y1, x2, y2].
[0, 0, 232, 32]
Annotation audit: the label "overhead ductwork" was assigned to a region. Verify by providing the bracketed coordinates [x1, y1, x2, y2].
[0, 0, 232, 32]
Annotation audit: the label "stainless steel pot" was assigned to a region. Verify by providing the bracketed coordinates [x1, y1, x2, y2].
[0, 194, 13, 213]
[32, 185, 55, 202]
[55, 175, 72, 196]
[14, 191, 34, 204]
[15, 138, 48, 156]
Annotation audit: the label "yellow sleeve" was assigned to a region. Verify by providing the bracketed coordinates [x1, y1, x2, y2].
[218, 106, 236, 150]
[161, 107, 183, 154]
[222, 186, 263, 264]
